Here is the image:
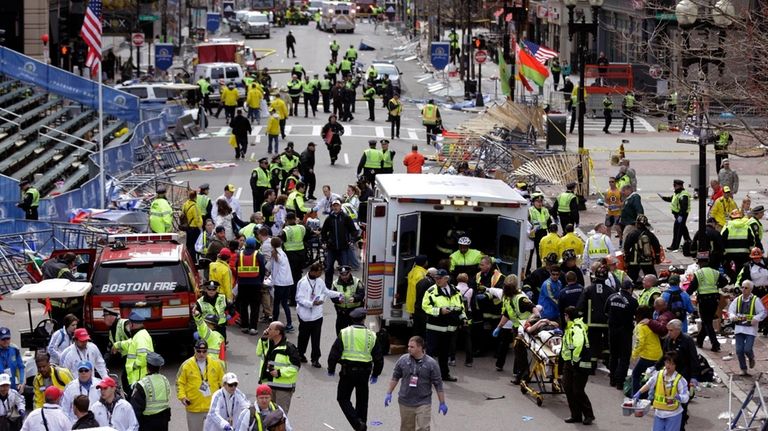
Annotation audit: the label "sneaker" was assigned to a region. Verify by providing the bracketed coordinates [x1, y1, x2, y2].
[311, 361, 322, 368]
[443, 375, 458, 382]
[750, 357, 756, 369]
[300, 355, 308, 363]
[249, 329, 258, 335]
[241, 328, 250, 334]
[286, 325, 295, 333]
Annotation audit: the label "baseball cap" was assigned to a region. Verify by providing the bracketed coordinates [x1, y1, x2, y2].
[436, 269, 450, 278]
[128, 311, 146, 322]
[256, 384, 272, 396]
[44, 386, 63, 400]
[223, 372, 239, 385]
[219, 248, 232, 259]
[0, 327, 10, 340]
[245, 237, 257, 248]
[225, 184, 236, 192]
[723, 186, 731, 193]
[77, 360, 93, 371]
[74, 328, 91, 342]
[0, 373, 10, 386]
[96, 376, 117, 389]
[332, 199, 342, 206]
[195, 339, 209, 350]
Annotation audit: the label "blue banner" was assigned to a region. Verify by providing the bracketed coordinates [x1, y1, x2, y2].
[154, 43, 174, 71]
[430, 42, 450, 70]
[207, 13, 221, 33]
[0, 47, 140, 123]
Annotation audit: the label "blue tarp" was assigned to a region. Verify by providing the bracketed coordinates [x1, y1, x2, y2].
[0, 47, 140, 123]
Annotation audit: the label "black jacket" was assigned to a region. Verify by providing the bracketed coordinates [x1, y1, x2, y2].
[623, 227, 661, 265]
[656, 333, 699, 382]
[72, 411, 101, 429]
[286, 34, 296, 47]
[414, 276, 435, 320]
[230, 114, 252, 138]
[300, 149, 315, 174]
[604, 289, 638, 330]
[523, 266, 550, 304]
[690, 225, 724, 263]
[321, 210, 358, 250]
[577, 278, 616, 325]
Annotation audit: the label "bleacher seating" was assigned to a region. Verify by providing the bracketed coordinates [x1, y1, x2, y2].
[0, 103, 69, 159]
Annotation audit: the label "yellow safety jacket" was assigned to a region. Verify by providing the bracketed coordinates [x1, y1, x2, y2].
[711, 197, 738, 227]
[561, 317, 591, 369]
[247, 85, 264, 109]
[652, 371, 682, 411]
[388, 99, 402, 116]
[115, 328, 154, 385]
[539, 232, 561, 261]
[269, 98, 288, 120]
[182, 199, 203, 229]
[176, 355, 225, 413]
[137, 373, 171, 416]
[33, 365, 72, 409]
[208, 259, 234, 302]
[501, 293, 531, 328]
[670, 190, 691, 214]
[198, 294, 227, 326]
[363, 148, 383, 169]
[421, 104, 438, 125]
[559, 233, 584, 259]
[332, 276, 362, 309]
[421, 285, 466, 332]
[149, 197, 173, 233]
[448, 248, 482, 271]
[222, 87, 239, 106]
[694, 267, 719, 295]
[340, 325, 377, 362]
[256, 339, 299, 390]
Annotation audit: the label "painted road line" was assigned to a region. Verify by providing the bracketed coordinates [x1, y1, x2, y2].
[408, 128, 419, 140]
[312, 125, 322, 136]
[375, 127, 385, 138]
[235, 187, 242, 200]
[344, 153, 349, 165]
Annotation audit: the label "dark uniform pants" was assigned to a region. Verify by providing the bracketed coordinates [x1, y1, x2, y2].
[138, 409, 171, 431]
[621, 109, 634, 133]
[286, 249, 305, 304]
[238, 282, 263, 330]
[367, 99, 375, 120]
[426, 329, 453, 379]
[603, 109, 612, 132]
[495, 328, 529, 379]
[390, 115, 400, 138]
[696, 293, 721, 350]
[627, 264, 657, 283]
[335, 308, 353, 334]
[587, 325, 609, 367]
[562, 362, 594, 421]
[608, 327, 632, 387]
[253, 186, 268, 212]
[298, 317, 323, 362]
[322, 91, 331, 112]
[558, 212, 575, 232]
[671, 212, 691, 250]
[337, 365, 372, 430]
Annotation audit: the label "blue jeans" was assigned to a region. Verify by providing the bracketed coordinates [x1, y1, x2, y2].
[273, 285, 293, 326]
[653, 413, 683, 431]
[249, 107, 260, 123]
[735, 332, 755, 371]
[268, 135, 279, 153]
[632, 357, 657, 395]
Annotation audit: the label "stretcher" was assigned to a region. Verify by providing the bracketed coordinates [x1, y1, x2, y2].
[518, 327, 564, 406]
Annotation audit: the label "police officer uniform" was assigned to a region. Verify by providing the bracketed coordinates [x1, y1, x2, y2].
[113, 312, 155, 392]
[602, 96, 613, 133]
[553, 183, 580, 231]
[421, 269, 466, 381]
[327, 309, 384, 431]
[357, 140, 382, 186]
[605, 279, 638, 389]
[662, 179, 691, 251]
[250, 159, 272, 213]
[331, 266, 365, 334]
[561, 310, 595, 425]
[17, 180, 39, 220]
[527, 193, 552, 271]
[131, 352, 171, 431]
[687, 259, 729, 352]
[620, 91, 635, 133]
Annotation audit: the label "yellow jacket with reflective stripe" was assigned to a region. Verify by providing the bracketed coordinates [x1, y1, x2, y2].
[114, 328, 154, 385]
[209, 259, 234, 302]
[652, 371, 682, 411]
[539, 232, 561, 261]
[340, 325, 377, 362]
[176, 356, 226, 413]
[182, 199, 203, 228]
[283, 224, 306, 251]
[256, 339, 299, 389]
[149, 197, 173, 233]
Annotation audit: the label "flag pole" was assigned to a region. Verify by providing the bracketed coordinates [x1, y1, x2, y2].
[98, 60, 105, 209]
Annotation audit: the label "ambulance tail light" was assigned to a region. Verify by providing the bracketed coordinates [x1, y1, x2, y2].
[108, 233, 180, 243]
[398, 197, 441, 205]
[168, 298, 182, 306]
[374, 205, 386, 217]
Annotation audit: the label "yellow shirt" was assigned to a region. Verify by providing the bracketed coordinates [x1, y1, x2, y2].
[631, 322, 662, 362]
[605, 188, 622, 217]
[176, 356, 226, 413]
[221, 87, 239, 107]
[539, 232, 561, 262]
[269, 98, 289, 120]
[266, 115, 281, 135]
[246, 85, 264, 108]
[405, 264, 427, 314]
[559, 233, 585, 260]
[711, 196, 738, 228]
[208, 259, 233, 302]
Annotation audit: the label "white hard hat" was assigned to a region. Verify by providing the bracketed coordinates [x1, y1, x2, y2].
[458, 236, 471, 246]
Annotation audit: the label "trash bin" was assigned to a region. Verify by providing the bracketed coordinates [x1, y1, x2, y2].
[546, 114, 567, 150]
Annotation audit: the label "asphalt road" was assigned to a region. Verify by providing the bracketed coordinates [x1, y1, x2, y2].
[2, 19, 737, 431]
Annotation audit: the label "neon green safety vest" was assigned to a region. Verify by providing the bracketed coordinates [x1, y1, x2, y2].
[283, 224, 306, 251]
[345, 48, 357, 59]
[240, 223, 259, 239]
[388, 99, 402, 116]
[195, 315, 225, 358]
[670, 190, 691, 214]
[624, 94, 635, 108]
[253, 167, 271, 188]
[501, 293, 531, 328]
[340, 325, 377, 362]
[302, 81, 314, 94]
[27, 187, 40, 207]
[115, 328, 154, 385]
[320, 79, 331, 91]
[198, 295, 227, 325]
[363, 148, 382, 169]
[670, 92, 678, 105]
[382, 150, 393, 169]
[561, 318, 591, 369]
[717, 131, 730, 148]
[603, 97, 613, 109]
[736, 295, 757, 320]
[587, 235, 609, 258]
[638, 286, 661, 307]
[652, 372, 682, 411]
[137, 374, 171, 416]
[694, 267, 719, 295]
[248, 402, 278, 431]
[280, 154, 299, 172]
[198, 79, 211, 95]
[557, 192, 576, 213]
[330, 42, 340, 52]
[364, 88, 376, 100]
[326, 63, 337, 75]
[724, 219, 750, 254]
[748, 218, 764, 241]
[422, 104, 438, 125]
[257, 340, 299, 389]
[261, 201, 274, 223]
[340, 59, 352, 72]
[529, 206, 550, 230]
[196, 194, 210, 216]
[149, 198, 173, 233]
[108, 318, 130, 346]
[449, 248, 483, 271]
[333, 277, 362, 308]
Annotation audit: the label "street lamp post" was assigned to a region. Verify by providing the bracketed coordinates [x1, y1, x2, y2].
[564, 0, 603, 208]
[675, 0, 734, 252]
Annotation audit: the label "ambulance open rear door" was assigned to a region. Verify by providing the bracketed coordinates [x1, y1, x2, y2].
[496, 216, 524, 277]
[364, 201, 389, 316]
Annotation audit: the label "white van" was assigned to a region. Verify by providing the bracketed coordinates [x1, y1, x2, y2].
[319, 1, 356, 33]
[364, 174, 530, 328]
[242, 12, 271, 39]
[193, 62, 246, 99]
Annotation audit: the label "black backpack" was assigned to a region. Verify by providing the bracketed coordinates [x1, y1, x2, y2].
[667, 289, 686, 321]
[697, 354, 715, 382]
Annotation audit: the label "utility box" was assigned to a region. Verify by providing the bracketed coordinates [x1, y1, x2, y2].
[546, 114, 567, 150]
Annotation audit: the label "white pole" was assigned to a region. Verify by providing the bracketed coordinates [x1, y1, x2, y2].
[98, 61, 105, 209]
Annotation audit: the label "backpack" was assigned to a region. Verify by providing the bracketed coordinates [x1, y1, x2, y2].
[638, 232, 654, 262]
[667, 289, 687, 322]
[178, 207, 189, 230]
[697, 353, 715, 382]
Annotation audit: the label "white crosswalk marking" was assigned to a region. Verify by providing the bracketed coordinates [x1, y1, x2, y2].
[312, 125, 322, 136]
[375, 127, 385, 138]
[567, 115, 656, 133]
[407, 128, 419, 140]
[277, 124, 422, 141]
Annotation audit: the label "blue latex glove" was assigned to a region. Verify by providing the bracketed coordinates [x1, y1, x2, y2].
[370, 376, 378, 384]
[328, 371, 335, 377]
[690, 378, 698, 387]
[676, 216, 683, 223]
[384, 392, 392, 407]
[632, 391, 641, 400]
[439, 402, 448, 415]
[18, 410, 24, 419]
[492, 327, 501, 337]
[224, 425, 233, 431]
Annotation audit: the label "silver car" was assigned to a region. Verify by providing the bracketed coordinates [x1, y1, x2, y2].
[371, 60, 403, 94]
[242, 12, 271, 39]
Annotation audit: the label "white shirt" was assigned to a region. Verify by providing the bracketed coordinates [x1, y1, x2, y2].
[91, 398, 139, 431]
[271, 206, 287, 236]
[47, 328, 74, 365]
[295, 275, 342, 322]
[259, 239, 274, 270]
[456, 282, 473, 313]
[60, 342, 109, 379]
[60, 376, 102, 421]
[269, 248, 294, 287]
[728, 293, 767, 337]
[749, 264, 768, 287]
[0, 388, 25, 417]
[20, 403, 72, 431]
[212, 194, 242, 220]
[204, 387, 250, 431]
[214, 213, 236, 241]
[234, 402, 293, 431]
[316, 192, 342, 216]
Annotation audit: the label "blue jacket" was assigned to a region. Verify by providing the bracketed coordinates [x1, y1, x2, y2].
[538, 278, 562, 321]
[662, 285, 695, 332]
[558, 283, 584, 322]
[0, 344, 25, 389]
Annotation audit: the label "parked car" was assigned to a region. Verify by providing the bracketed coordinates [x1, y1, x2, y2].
[370, 60, 403, 94]
[242, 12, 271, 39]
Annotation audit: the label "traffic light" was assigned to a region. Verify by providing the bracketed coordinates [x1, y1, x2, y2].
[60, 45, 70, 56]
[473, 37, 481, 49]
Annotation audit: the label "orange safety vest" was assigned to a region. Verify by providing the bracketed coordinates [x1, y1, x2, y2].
[237, 252, 261, 278]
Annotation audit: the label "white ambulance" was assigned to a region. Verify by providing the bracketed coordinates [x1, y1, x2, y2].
[363, 174, 530, 328]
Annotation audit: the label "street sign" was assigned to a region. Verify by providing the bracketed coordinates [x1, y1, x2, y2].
[138, 15, 158, 22]
[649, 64, 663, 79]
[131, 33, 145, 47]
[475, 49, 488, 64]
[430, 42, 450, 70]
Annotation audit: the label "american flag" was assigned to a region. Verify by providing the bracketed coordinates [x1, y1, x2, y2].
[523, 40, 558, 65]
[81, 0, 102, 78]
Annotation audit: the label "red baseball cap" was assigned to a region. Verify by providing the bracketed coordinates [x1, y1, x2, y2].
[96, 376, 117, 389]
[74, 328, 91, 342]
[256, 384, 272, 396]
[44, 386, 63, 401]
[218, 248, 232, 259]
